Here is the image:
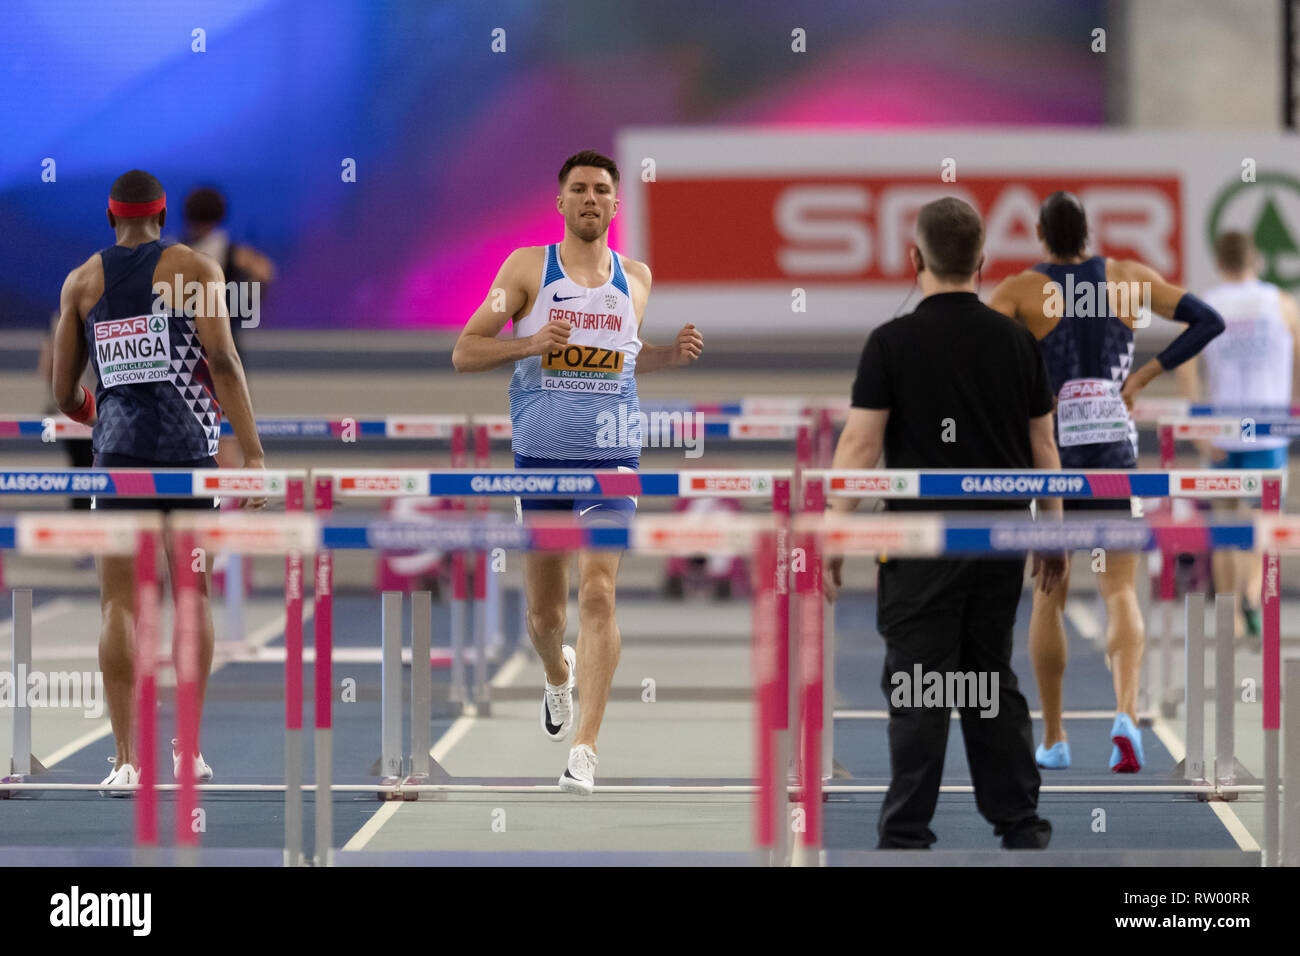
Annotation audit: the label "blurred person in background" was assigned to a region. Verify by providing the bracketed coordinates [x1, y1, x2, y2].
[181, 186, 276, 468]
[1176, 231, 1300, 637]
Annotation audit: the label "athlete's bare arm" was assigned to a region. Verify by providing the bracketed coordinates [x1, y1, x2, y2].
[1107, 258, 1204, 407]
[52, 257, 99, 415]
[452, 247, 569, 373]
[988, 271, 1055, 338]
[627, 260, 703, 373]
[822, 406, 887, 604]
[987, 272, 1031, 322]
[1028, 411, 1067, 592]
[167, 246, 266, 496]
[1174, 353, 1202, 405]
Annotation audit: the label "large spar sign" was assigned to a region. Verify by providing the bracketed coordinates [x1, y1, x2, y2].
[617, 129, 1300, 334]
[642, 175, 1180, 283]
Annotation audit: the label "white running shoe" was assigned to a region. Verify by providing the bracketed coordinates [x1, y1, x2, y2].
[541, 645, 577, 742]
[99, 758, 139, 798]
[559, 744, 597, 796]
[172, 739, 214, 782]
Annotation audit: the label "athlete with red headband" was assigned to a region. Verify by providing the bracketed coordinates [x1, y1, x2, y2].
[52, 169, 266, 796]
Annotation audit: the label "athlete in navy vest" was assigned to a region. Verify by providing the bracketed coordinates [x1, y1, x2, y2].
[453, 150, 702, 794]
[52, 169, 266, 795]
[990, 191, 1224, 774]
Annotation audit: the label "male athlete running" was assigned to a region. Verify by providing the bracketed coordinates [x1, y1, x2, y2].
[452, 150, 703, 793]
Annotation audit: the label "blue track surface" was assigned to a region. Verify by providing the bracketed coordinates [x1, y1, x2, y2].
[826, 594, 1244, 851]
[0, 591, 1248, 858]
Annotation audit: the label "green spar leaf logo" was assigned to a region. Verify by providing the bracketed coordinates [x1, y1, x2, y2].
[268, 475, 283, 493]
[1243, 475, 1259, 493]
[149, 316, 166, 333]
[1207, 172, 1300, 291]
[892, 477, 908, 492]
[754, 476, 770, 492]
[403, 476, 420, 493]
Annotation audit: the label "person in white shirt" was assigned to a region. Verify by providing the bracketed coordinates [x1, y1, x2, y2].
[1177, 231, 1300, 636]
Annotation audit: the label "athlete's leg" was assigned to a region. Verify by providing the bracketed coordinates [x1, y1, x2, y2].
[572, 547, 623, 751]
[98, 556, 136, 768]
[1096, 551, 1144, 720]
[163, 538, 215, 750]
[1210, 498, 1246, 636]
[1238, 524, 1263, 620]
[1029, 559, 1071, 748]
[524, 551, 572, 686]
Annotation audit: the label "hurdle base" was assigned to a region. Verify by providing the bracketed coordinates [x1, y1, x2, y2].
[0, 772, 45, 800]
[1170, 764, 1213, 801]
[377, 775, 404, 801]
[1, 756, 49, 799]
[1210, 759, 1257, 802]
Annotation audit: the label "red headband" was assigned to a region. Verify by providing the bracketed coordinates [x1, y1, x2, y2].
[108, 193, 166, 218]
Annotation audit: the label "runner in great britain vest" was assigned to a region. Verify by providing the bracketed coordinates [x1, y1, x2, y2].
[508, 244, 641, 460]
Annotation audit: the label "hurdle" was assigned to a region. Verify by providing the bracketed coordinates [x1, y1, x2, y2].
[2, 506, 1292, 868]
[307, 467, 792, 814]
[0, 414, 473, 644]
[1156, 413, 1293, 712]
[800, 508, 1298, 865]
[0, 467, 305, 858]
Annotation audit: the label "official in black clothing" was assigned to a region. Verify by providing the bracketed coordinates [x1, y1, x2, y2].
[824, 197, 1066, 850]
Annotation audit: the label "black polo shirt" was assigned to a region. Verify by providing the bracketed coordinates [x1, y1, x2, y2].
[851, 292, 1054, 513]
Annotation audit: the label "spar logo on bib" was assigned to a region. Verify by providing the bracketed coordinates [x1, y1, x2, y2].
[95, 315, 172, 388]
[1059, 380, 1111, 401]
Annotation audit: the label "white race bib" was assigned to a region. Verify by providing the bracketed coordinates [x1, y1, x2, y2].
[95, 315, 172, 389]
[1056, 377, 1130, 447]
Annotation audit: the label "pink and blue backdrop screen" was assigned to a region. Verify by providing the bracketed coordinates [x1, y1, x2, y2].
[0, 0, 1105, 330]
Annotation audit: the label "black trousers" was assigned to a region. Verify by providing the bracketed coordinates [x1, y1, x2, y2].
[875, 556, 1050, 849]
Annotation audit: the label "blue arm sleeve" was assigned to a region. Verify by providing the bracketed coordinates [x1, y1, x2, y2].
[1155, 293, 1225, 370]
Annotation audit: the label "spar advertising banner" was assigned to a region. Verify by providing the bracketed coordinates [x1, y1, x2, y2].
[616, 129, 1300, 336]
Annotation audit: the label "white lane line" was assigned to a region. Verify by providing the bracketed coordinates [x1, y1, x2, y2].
[0, 599, 77, 654]
[1207, 802, 1261, 851]
[1151, 715, 1256, 852]
[31, 602, 306, 769]
[1151, 716, 1184, 763]
[344, 648, 531, 851]
[38, 724, 114, 768]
